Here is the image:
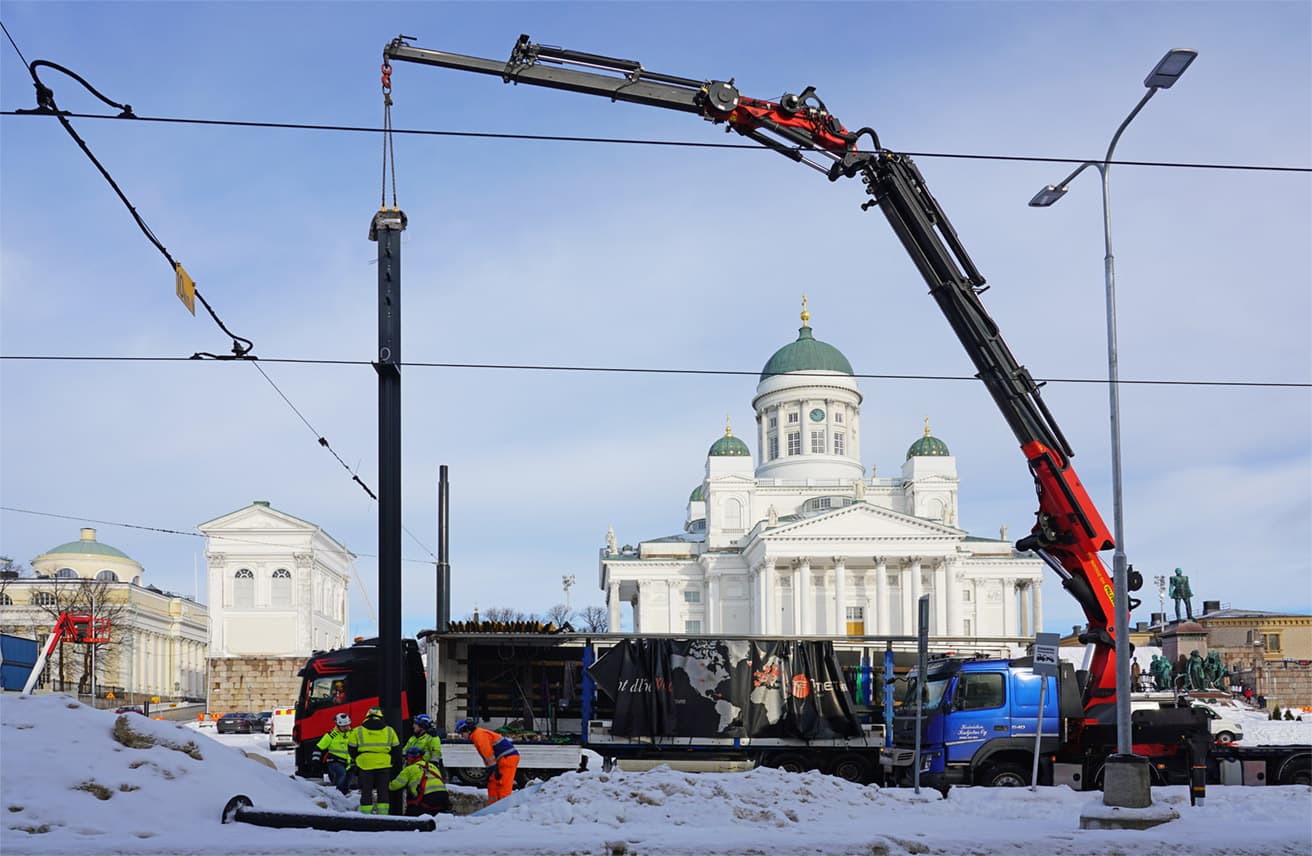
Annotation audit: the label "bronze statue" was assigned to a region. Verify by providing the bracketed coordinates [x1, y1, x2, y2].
[1186, 649, 1206, 691]
[1168, 567, 1195, 622]
[1149, 654, 1173, 691]
[1204, 651, 1230, 691]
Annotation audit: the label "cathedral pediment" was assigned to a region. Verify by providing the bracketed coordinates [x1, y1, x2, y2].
[198, 503, 316, 534]
[761, 503, 960, 541]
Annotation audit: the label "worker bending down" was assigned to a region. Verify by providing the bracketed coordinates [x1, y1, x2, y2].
[455, 718, 519, 804]
[389, 745, 451, 815]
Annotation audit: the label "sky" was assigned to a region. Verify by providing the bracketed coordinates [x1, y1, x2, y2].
[1, 692, 1310, 854]
[1, 1, 1309, 641]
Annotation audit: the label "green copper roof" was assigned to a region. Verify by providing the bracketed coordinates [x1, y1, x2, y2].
[42, 538, 131, 560]
[689, 484, 706, 502]
[709, 434, 751, 457]
[906, 433, 950, 459]
[760, 325, 854, 381]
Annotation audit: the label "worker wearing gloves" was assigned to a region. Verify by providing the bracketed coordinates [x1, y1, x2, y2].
[389, 745, 452, 816]
[314, 712, 354, 795]
[347, 706, 400, 814]
[456, 718, 519, 804]
[404, 713, 447, 781]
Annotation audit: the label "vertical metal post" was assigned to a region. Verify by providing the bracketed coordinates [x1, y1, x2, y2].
[913, 594, 929, 794]
[1031, 676, 1047, 790]
[436, 465, 450, 633]
[371, 206, 407, 735]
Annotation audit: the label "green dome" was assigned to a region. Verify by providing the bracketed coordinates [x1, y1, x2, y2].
[906, 421, 951, 460]
[760, 325, 854, 381]
[689, 484, 706, 502]
[709, 434, 751, 457]
[43, 538, 131, 560]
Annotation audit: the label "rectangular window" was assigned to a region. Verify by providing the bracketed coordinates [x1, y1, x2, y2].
[787, 432, 800, 456]
[684, 590, 701, 604]
[817, 497, 831, 509]
[1264, 633, 1281, 652]
[963, 618, 973, 636]
[787, 412, 799, 424]
[846, 606, 864, 621]
[768, 435, 779, 460]
[834, 412, 843, 424]
[684, 620, 702, 634]
[768, 416, 777, 429]
[810, 431, 825, 453]
[955, 672, 1006, 711]
[833, 432, 845, 456]
[962, 589, 972, 602]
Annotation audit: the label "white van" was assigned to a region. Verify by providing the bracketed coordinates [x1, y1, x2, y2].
[268, 708, 296, 751]
[1129, 694, 1244, 744]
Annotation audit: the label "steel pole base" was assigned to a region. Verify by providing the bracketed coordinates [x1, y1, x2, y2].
[221, 795, 436, 832]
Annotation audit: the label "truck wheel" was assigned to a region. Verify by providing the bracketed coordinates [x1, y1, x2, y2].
[828, 753, 873, 785]
[1277, 760, 1311, 786]
[982, 762, 1029, 787]
[766, 753, 813, 774]
[452, 767, 490, 787]
[1214, 731, 1237, 745]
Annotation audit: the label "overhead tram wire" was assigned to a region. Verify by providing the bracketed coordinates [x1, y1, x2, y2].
[0, 354, 1306, 390]
[1, 109, 1308, 175]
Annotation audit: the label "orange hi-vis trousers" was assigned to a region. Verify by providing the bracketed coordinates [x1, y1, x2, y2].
[488, 754, 519, 803]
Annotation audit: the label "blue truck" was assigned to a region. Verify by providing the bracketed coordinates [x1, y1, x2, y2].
[0, 633, 39, 691]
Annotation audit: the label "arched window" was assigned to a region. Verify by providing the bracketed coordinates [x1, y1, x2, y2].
[96, 570, 118, 582]
[271, 568, 292, 608]
[33, 591, 57, 607]
[55, 568, 79, 580]
[0, 593, 11, 605]
[233, 568, 254, 608]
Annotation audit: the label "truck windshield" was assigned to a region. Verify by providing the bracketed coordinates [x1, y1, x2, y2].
[901, 674, 950, 711]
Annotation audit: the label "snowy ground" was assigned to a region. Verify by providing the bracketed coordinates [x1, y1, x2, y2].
[2, 694, 1309, 856]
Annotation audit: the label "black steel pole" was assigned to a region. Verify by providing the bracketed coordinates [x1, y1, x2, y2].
[370, 206, 406, 738]
[436, 464, 450, 632]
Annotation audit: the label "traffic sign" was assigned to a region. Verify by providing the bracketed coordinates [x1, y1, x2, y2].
[175, 263, 196, 315]
[1033, 632, 1060, 677]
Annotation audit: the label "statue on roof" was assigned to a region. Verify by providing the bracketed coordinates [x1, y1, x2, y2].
[1169, 567, 1194, 622]
[606, 526, 617, 556]
[767, 505, 779, 527]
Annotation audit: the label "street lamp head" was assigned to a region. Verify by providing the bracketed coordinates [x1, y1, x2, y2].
[1144, 48, 1198, 90]
[1028, 185, 1067, 207]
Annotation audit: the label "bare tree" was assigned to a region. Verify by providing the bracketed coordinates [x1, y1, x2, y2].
[478, 606, 538, 624]
[543, 603, 573, 628]
[577, 604, 608, 632]
[28, 578, 128, 695]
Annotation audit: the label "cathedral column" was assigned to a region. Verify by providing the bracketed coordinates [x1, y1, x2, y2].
[909, 558, 923, 631]
[932, 559, 948, 635]
[946, 561, 962, 637]
[833, 558, 848, 636]
[608, 581, 621, 633]
[899, 564, 912, 634]
[707, 572, 721, 634]
[1002, 578, 1017, 636]
[758, 413, 768, 465]
[875, 557, 889, 637]
[667, 579, 679, 634]
[762, 562, 775, 635]
[1018, 581, 1032, 637]
[1032, 580, 1044, 633]
[798, 558, 813, 635]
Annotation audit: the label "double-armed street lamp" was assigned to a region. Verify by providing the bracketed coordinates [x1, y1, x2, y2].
[1030, 48, 1197, 756]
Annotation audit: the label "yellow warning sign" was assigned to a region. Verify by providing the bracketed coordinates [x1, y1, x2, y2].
[175, 263, 196, 315]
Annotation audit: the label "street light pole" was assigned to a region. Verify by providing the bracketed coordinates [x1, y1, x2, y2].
[1030, 49, 1197, 758]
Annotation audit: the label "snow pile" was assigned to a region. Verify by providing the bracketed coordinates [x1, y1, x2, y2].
[3, 693, 1311, 855]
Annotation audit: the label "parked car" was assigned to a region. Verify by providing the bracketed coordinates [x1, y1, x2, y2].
[216, 712, 255, 734]
[114, 705, 145, 716]
[253, 711, 274, 733]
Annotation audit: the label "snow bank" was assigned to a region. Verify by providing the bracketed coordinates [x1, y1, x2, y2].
[3, 693, 1310, 855]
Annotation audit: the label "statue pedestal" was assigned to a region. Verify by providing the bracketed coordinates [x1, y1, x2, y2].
[1162, 621, 1208, 683]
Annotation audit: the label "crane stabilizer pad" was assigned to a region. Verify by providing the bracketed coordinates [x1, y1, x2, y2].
[220, 794, 436, 832]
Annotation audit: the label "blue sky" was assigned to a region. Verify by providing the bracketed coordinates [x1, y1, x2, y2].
[2, 2, 1309, 641]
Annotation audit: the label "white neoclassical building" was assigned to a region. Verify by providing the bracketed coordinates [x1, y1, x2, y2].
[199, 501, 353, 712]
[599, 306, 1044, 640]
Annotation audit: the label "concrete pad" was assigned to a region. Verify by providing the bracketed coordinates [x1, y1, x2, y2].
[1079, 800, 1180, 830]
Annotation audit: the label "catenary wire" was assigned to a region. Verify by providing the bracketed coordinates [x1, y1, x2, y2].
[1, 110, 1307, 174]
[0, 354, 1305, 390]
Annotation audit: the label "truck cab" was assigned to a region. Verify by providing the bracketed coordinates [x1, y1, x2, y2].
[882, 657, 1081, 789]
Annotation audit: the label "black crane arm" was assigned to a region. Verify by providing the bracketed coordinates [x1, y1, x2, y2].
[384, 34, 1125, 714]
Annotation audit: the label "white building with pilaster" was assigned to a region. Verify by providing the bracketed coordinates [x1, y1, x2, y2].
[599, 305, 1044, 641]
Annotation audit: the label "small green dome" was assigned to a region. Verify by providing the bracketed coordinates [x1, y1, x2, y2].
[689, 484, 706, 502]
[906, 419, 950, 459]
[43, 536, 131, 560]
[760, 325, 854, 381]
[709, 434, 751, 457]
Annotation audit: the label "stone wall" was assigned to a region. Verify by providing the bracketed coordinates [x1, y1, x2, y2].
[208, 656, 303, 714]
[1233, 660, 1312, 713]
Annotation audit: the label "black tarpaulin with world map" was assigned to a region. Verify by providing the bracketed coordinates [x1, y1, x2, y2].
[588, 638, 861, 739]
